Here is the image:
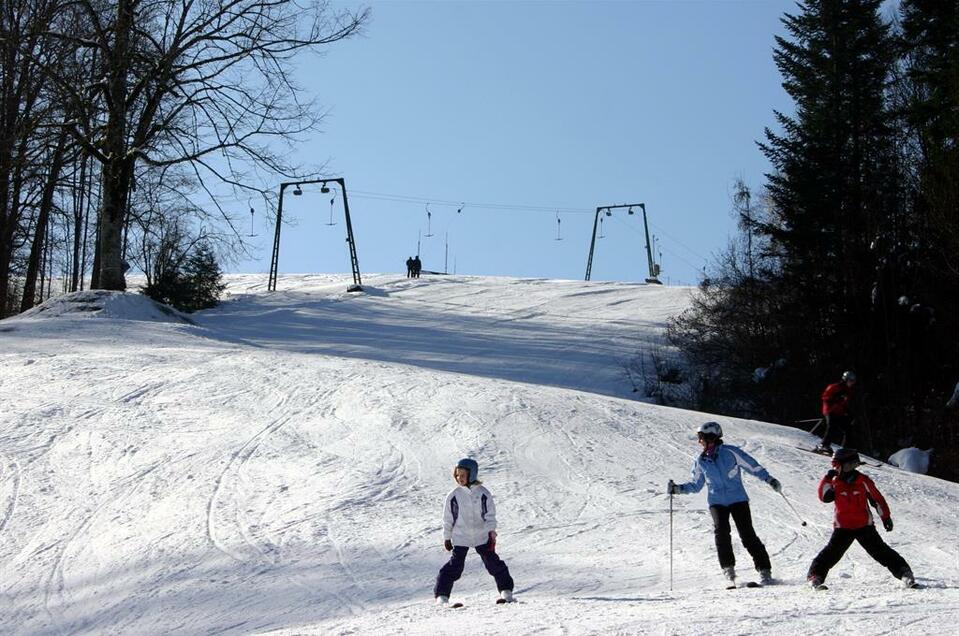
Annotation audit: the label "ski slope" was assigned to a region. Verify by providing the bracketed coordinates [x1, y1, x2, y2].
[0, 274, 956, 635]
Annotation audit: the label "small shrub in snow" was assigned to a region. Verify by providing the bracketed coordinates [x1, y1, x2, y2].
[142, 242, 224, 313]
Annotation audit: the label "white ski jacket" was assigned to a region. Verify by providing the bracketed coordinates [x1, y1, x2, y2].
[443, 484, 498, 548]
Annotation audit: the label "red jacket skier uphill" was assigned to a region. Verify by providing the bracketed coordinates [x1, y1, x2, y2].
[815, 371, 856, 453]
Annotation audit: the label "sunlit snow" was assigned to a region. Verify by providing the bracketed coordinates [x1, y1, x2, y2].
[1, 274, 956, 635]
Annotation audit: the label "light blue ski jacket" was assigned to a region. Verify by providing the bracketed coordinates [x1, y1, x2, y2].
[677, 443, 772, 506]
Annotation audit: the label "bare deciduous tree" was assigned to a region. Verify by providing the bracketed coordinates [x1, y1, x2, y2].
[45, 0, 368, 290]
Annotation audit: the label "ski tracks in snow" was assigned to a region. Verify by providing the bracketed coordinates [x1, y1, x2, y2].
[204, 371, 370, 616]
[0, 456, 21, 536]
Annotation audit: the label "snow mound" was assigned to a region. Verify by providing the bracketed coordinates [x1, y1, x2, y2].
[888, 447, 932, 474]
[12, 290, 193, 323]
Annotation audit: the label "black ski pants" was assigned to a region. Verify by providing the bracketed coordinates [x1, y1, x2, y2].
[821, 414, 853, 448]
[710, 501, 771, 571]
[434, 543, 514, 598]
[807, 525, 911, 582]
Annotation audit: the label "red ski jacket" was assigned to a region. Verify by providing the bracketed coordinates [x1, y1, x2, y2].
[818, 471, 891, 529]
[821, 381, 852, 417]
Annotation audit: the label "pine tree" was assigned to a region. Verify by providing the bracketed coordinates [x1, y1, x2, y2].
[141, 240, 223, 313]
[894, 0, 959, 456]
[182, 242, 225, 312]
[756, 0, 900, 405]
[668, 0, 959, 478]
[669, 0, 902, 423]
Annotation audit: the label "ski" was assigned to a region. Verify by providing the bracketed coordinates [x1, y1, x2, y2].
[795, 446, 883, 466]
[795, 445, 834, 457]
[451, 602, 465, 609]
[495, 598, 516, 604]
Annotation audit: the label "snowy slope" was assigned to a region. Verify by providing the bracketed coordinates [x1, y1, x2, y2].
[0, 274, 956, 636]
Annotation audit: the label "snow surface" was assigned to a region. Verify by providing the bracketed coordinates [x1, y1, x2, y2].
[887, 448, 932, 475]
[1, 273, 957, 635]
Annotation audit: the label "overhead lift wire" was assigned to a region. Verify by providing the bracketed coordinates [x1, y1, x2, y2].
[347, 189, 592, 215]
[604, 214, 707, 279]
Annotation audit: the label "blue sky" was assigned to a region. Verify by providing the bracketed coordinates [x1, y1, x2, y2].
[234, 0, 797, 286]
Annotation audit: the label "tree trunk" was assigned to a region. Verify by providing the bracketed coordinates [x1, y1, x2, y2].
[21, 130, 68, 311]
[93, 0, 135, 291]
[71, 154, 87, 292]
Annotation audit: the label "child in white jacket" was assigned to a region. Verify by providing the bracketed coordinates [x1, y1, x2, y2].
[434, 458, 515, 605]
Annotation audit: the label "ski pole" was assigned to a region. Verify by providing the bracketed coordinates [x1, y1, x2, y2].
[669, 490, 674, 591]
[807, 418, 824, 437]
[779, 491, 808, 527]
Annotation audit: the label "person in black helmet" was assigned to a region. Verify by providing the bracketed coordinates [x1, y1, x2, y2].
[807, 448, 917, 590]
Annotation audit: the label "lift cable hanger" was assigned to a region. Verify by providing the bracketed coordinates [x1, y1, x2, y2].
[326, 190, 337, 226]
[424, 203, 434, 237]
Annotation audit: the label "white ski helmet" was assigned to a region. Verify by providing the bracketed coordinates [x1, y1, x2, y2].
[697, 421, 723, 439]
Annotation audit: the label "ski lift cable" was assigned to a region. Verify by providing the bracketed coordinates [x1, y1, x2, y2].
[606, 214, 706, 264]
[348, 189, 591, 214]
[603, 214, 704, 273]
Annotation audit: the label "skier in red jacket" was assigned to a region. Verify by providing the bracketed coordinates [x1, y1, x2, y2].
[806, 448, 917, 590]
[815, 371, 857, 453]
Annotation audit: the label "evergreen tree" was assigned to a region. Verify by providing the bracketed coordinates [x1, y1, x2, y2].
[669, 0, 959, 479]
[894, 0, 959, 451]
[671, 0, 902, 422]
[182, 242, 225, 312]
[141, 240, 224, 313]
[759, 0, 899, 374]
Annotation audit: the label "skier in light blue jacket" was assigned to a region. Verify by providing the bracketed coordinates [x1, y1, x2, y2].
[668, 422, 782, 586]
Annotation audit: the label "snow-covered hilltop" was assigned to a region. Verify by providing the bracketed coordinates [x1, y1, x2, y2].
[1, 274, 956, 635]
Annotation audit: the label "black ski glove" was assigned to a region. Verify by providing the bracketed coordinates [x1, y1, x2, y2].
[444, 539, 453, 551]
[882, 517, 893, 532]
[825, 469, 838, 480]
[667, 480, 681, 495]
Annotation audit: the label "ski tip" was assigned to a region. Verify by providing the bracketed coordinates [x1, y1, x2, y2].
[451, 602, 465, 608]
[744, 581, 762, 588]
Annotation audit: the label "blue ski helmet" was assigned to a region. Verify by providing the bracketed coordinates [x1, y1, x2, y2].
[455, 458, 479, 483]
